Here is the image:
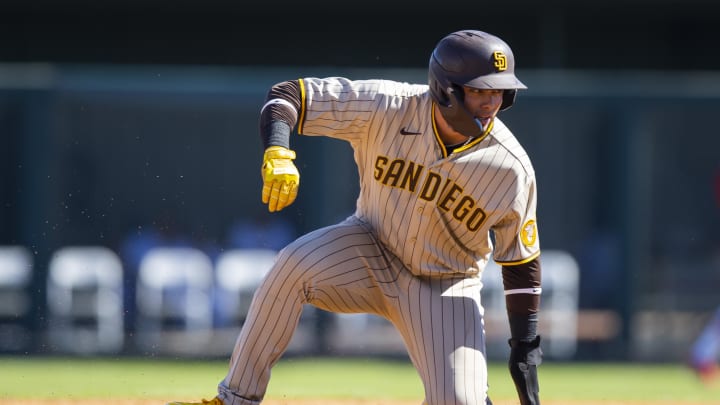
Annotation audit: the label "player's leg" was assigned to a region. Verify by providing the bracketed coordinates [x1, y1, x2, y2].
[217, 216, 392, 405]
[388, 273, 489, 405]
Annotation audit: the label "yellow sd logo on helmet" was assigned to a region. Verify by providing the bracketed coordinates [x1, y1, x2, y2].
[493, 51, 507, 71]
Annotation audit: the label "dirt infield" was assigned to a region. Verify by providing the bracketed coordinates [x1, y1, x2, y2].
[2, 400, 708, 405]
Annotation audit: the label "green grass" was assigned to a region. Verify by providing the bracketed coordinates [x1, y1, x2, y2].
[0, 356, 718, 403]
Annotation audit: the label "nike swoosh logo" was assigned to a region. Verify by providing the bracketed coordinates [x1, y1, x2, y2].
[400, 127, 422, 135]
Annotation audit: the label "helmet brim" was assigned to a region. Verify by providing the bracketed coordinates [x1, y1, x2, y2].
[464, 73, 527, 90]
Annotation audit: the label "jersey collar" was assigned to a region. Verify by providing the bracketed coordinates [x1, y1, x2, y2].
[431, 102, 494, 158]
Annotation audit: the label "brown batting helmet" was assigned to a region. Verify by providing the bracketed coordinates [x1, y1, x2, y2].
[429, 30, 526, 135]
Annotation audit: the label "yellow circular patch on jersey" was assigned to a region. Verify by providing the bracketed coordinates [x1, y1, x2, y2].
[520, 219, 537, 246]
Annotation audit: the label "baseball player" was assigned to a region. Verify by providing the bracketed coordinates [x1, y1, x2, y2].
[168, 29, 543, 405]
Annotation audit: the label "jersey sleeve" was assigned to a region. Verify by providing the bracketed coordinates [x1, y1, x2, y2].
[296, 77, 385, 141]
[491, 173, 540, 265]
[297, 77, 426, 141]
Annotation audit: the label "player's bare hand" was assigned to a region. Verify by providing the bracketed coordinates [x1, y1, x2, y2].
[261, 146, 300, 212]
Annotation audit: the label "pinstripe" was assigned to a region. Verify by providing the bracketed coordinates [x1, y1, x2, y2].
[218, 218, 489, 405]
[218, 77, 538, 405]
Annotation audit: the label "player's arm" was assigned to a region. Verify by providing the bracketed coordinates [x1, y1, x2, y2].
[502, 258, 542, 405]
[258, 80, 302, 212]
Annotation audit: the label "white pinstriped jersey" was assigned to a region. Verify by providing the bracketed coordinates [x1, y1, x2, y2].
[298, 77, 540, 277]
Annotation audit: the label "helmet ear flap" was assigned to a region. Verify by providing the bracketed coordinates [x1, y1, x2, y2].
[446, 84, 466, 107]
[437, 85, 484, 137]
[500, 89, 517, 111]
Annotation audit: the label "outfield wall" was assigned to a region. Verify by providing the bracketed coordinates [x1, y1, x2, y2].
[1, 65, 719, 361]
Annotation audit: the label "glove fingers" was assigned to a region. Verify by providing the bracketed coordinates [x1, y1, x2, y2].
[267, 182, 283, 212]
[265, 181, 297, 212]
[262, 182, 272, 204]
[276, 183, 291, 211]
[275, 182, 298, 212]
[287, 183, 298, 206]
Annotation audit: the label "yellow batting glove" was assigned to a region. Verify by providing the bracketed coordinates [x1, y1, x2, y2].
[261, 146, 300, 212]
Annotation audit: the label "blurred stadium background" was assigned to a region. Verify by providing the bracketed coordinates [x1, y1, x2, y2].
[1, 0, 719, 365]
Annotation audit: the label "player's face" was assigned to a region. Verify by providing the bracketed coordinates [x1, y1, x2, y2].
[463, 87, 503, 128]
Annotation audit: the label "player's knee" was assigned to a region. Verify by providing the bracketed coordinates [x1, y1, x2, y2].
[256, 247, 316, 304]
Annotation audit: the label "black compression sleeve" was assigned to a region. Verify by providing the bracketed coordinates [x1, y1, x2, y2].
[503, 258, 542, 342]
[509, 313, 539, 342]
[263, 121, 292, 150]
[259, 80, 302, 150]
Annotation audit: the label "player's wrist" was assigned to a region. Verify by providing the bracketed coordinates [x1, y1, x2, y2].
[264, 145, 296, 160]
[261, 121, 292, 150]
